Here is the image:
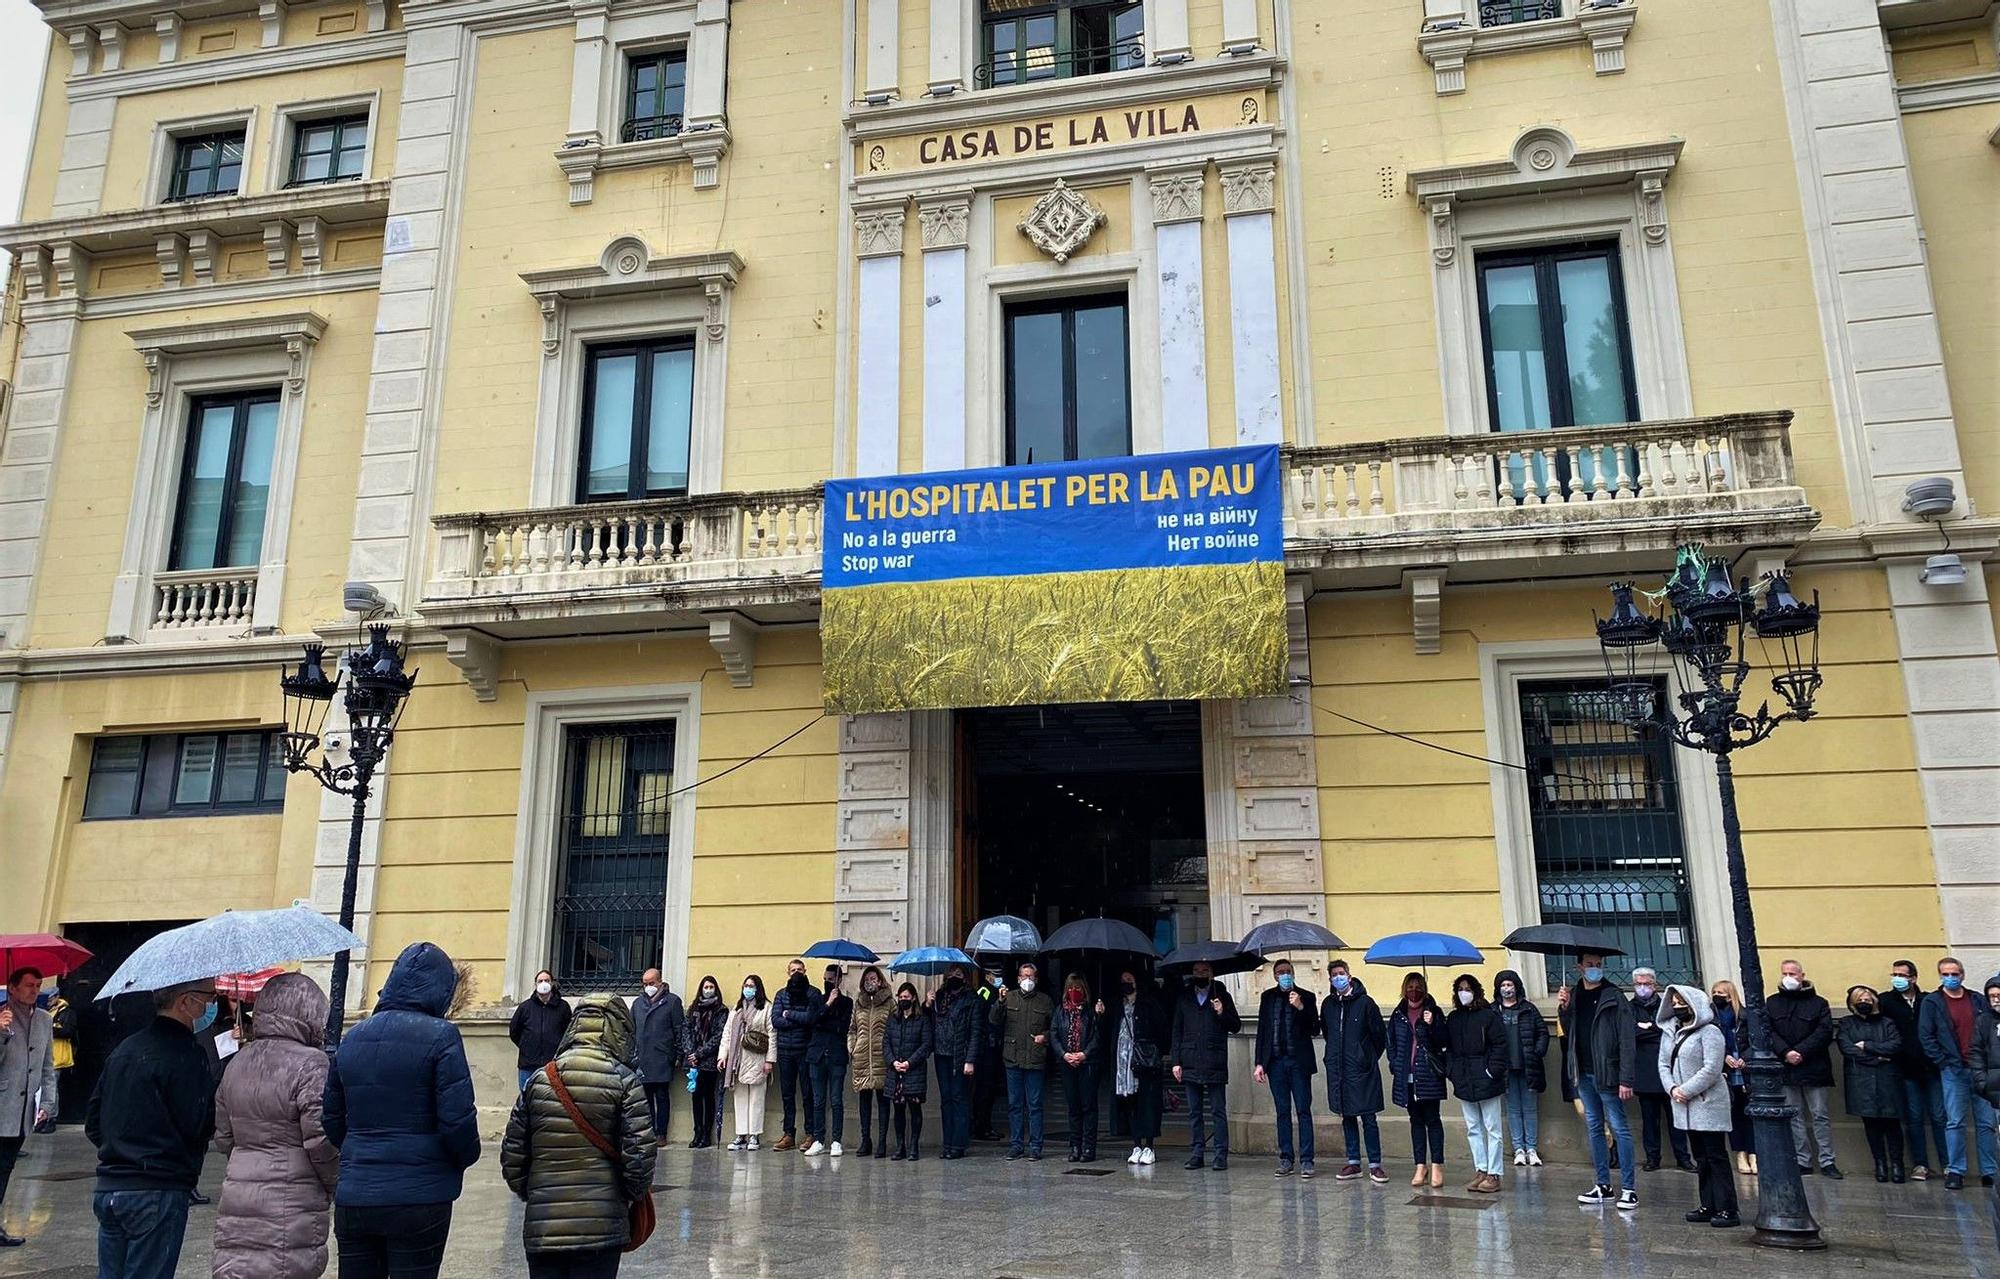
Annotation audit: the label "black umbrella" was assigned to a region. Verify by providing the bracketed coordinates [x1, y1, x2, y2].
[1044, 917, 1158, 957]
[1501, 924, 1628, 958]
[1159, 940, 1262, 977]
[1240, 918, 1346, 956]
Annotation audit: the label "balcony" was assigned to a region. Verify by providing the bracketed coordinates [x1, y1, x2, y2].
[150, 567, 258, 632]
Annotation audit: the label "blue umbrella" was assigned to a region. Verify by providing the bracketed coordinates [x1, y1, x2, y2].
[802, 939, 879, 963]
[1363, 931, 1482, 969]
[887, 946, 976, 977]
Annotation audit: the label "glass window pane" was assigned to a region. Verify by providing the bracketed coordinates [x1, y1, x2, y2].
[218, 733, 265, 803]
[1072, 302, 1130, 460]
[1555, 255, 1632, 427]
[300, 124, 335, 156]
[1007, 310, 1065, 465]
[634, 770, 671, 836]
[1482, 263, 1553, 433]
[334, 135, 366, 178]
[223, 400, 278, 567]
[175, 735, 220, 806]
[577, 736, 627, 838]
[172, 403, 237, 570]
[646, 348, 694, 495]
[584, 354, 638, 498]
[85, 738, 144, 818]
[261, 736, 287, 802]
[299, 151, 332, 182]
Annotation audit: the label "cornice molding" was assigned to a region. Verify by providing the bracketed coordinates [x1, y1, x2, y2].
[22, 266, 379, 323]
[61, 28, 406, 101]
[2, 181, 391, 259]
[1406, 128, 1683, 204]
[1896, 70, 2000, 114]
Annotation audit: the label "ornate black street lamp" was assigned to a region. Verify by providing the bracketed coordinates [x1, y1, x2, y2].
[280, 623, 417, 1048]
[1595, 545, 1825, 1249]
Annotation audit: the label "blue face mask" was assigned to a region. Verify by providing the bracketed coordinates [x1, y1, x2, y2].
[1582, 967, 1605, 985]
[1941, 975, 1963, 992]
[192, 1001, 218, 1034]
[1331, 974, 1351, 992]
[1890, 976, 1911, 992]
[1276, 973, 1295, 991]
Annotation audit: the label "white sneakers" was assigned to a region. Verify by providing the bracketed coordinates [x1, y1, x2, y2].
[829, 1142, 844, 1157]
[747, 1136, 760, 1151]
[727, 1136, 746, 1151]
[1128, 1147, 1143, 1164]
[802, 1140, 825, 1156]
[1528, 1149, 1544, 1167]
[1139, 1147, 1156, 1165]
[1514, 1150, 1528, 1167]
[1617, 1190, 1639, 1211]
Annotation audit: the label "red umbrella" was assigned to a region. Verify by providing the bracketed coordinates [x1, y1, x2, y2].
[0, 934, 93, 979]
[217, 966, 289, 999]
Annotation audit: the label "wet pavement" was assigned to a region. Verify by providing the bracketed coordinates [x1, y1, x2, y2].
[2, 1128, 1995, 1278]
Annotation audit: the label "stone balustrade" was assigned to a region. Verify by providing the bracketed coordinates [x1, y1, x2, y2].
[151, 567, 258, 630]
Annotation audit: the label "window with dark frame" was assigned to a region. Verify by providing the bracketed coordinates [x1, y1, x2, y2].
[1004, 293, 1131, 466]
[622, 50, 688, 142]
[979, 0, 1144, 87]
[83, 730, 289, 820]
[168, 390, 281, 572]
[578, 338, 695, 502]
[1479, 0, 1563, 26]
[551, 720, 675, 992]
[288, 114, 368, 186]
[166, 129, 246, 202]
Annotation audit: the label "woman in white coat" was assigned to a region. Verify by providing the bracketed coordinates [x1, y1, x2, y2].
[1660, 984, 1736, 1228]
[720, 974, 777, 1150]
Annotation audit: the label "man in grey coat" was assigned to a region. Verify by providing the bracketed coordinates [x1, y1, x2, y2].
[632, 968, 686, 1146]
[0, 967, 60, 1247]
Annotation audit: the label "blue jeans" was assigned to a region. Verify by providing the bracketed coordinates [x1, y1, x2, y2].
[1941, 1065, 1999, 1178]
[1578, 1073, 1636, 1192]
[806, 1051, 847, 1145]
[1503, 1073, 1539, 1153]
[518, 1068, 533, 1091]
[94, 1189, 191, 1279]
[1903, 1073, 1947, 1169]
[1005, 1065, 1045, 1153]
[1267, 1057, 1314, 1164]
[1341, 1112, 1382, 1166]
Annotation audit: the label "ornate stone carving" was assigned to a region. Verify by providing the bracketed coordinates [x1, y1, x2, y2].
[854, 205, 907, 258]
[445, 630, 501, 702]
[1239, 96, 1260, 125]
[1017, 180, 1105, 264]
[141, 349, 164, 407]
[538, 296, 562, 355]
[917, 197, 969, 250]
[867, 145, 887, 173]
[1637, 169, 1668, 245]
[707, 612, 760, 688]
[262, 219, 295, 275]
[702, 279, 726, 342]
[1405, 568, 1446, 655]
[284, 333, 313, 393]
[295, 217, 325, 273]
[1148, 170, 1204, 225]
[1219, 162, 1276, 216]
[1427, 197, 1457, 268]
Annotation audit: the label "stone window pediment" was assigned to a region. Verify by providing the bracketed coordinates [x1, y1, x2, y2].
[1418, 0, 1637, 96]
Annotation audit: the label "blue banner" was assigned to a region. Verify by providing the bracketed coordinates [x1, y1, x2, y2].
[823, 444, 1282, 589]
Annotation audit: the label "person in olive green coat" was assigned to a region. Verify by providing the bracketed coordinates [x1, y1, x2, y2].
[501, 995, 656, 1279]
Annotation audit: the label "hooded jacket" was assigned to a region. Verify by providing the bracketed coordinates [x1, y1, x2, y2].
[1836, 988, 1904, 1120]
[212, 974, 339, 1279]
[1319, 978, 1385, 1116]
[1386, 994, 1447, 1107]
[1970, 981, 2000, 1110]
[1491, 970, 1550, 1093]
[847, 981, 893, 1092]
[322, 942, 481, 1207]
[1169, 981, 1241, 1086]
[501, 996, 655, 1254]
[1765, 980, 1835, 1088]
[631, 984, 685, 1084]
[509, 987, 573, 1073]
[1657, 985, 1730, 1132]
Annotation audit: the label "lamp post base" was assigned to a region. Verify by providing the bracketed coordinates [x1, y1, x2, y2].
[1745, 1071, 1825, 1249]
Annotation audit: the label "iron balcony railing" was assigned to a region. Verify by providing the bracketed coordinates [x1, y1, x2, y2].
[620, 114, 685, 143]
[974, 35, 1145, 87]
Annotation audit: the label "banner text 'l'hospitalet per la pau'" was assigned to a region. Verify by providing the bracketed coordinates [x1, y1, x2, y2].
[820, 445, 1288, 714]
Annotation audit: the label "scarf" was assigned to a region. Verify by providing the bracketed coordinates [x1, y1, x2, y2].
[1064, 991, 1085, 1053]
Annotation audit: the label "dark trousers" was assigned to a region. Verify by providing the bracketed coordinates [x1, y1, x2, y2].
[1636, 1092, 1690, 1163]
[334, 1201, 453, 1279]
[692, 1070, 721, 1145]
[1060, 1063, 1099, 1149]
[0, 1133, 22, 1210]
[1185, 1082, 1227, 1157]
[892, 1101, 924, 1151]
[776, 1052, 806, 1139]
[1406, 1099, 1446, 1164]
[1005, 1065, 1046, 1153]
[1727, 1085, 1755, 1153]
[807, 1052, 847, 1145]
[973, 1047, 1003, 1135]
[526, 1248, 622, 1279]
[857, 1089, 890, 1147]
[1267, 1057, 1314, 1164]
[643, 1081, 675, 1139]
[1690, 1130, 1739, 1216]
[1863, 1116, 1905, 1169]
[936, 1057, 971, 1151]
[93, 1188, 191, 1279]
[1115, 1074, 1163, 1144]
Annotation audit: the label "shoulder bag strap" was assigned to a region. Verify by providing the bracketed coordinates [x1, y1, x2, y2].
[543, 1060, 619, 1161]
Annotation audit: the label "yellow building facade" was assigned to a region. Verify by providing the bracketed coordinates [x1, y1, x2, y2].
[2, 0, 1996, 1135]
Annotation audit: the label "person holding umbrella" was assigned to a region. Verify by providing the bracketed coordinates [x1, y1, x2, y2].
[1170, 960, 1241, 1171]
[1558, 952, 1641, 1210]
[1253, 959, 1319, 1178]
[0, 965, 63, 1246]
[1320, 959, 1387, 1184]
[1387, 972, 1447, 1190]
[1051, 973, 1106, 1163]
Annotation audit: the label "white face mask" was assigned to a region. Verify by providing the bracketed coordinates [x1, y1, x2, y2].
[535, 981, 553, 997]
[1019, 978, 1036, 994]
[1456, 990, 1474, 1007]
[1780, 976, 1801, 992]
[643, 984, 660, 999]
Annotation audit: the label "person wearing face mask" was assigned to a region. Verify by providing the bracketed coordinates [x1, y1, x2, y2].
[768, 959, 821, 1152]
[1557, 953, 1640, 1210]
[989, 961, 1055, 1161]
[1766, 959, 1840, 1179]
[0, 967, 60, 1246]
[85, 978, 217, 1279]
[1837, 984, 1905, 1184]
[1113, 970, 1169, 1166]
[632, 967, 685, 1147]
[1706, 980, 1755, 1174]
[1051, 974, 1107, 1163]
[1253, 959, 1319, 1178]
[1627, 968, 1694, 1174]
[1386, 972, 1447, 1190]
[720, 976, 776, 1151]
[802, 965, 853, 1156]
[680, 977, 728, 1149]
[1441, 975, 1508, 1193]
[510, 971, 574, 1093]
[1657, 985, 1736, 1228]
[970, 969, 1007, 1143]
[927, 965, 980, 1160]
[847, 967, 893, 1158]
[882, 982, 934, 1161]
[1880, 959, 1946, 1181]
[1170, 961, 1241, 1171]
[1918, 956, 1999, 1191]
[1977, 977, 2000, 1250]
[1490, 970, 1548, 1169]
[1318, 960, 1386, 1184]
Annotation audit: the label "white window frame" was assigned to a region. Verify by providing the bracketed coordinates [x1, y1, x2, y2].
[108, 312, 325, 642]
[1478, 638, 1738, 1002]
[267, 92, 380, 191]
[147, 108, 258, 205]
[1417, 0, 1636, 95]
[507, 682, 701, 1000]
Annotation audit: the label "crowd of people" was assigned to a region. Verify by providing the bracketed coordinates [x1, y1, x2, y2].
[0, 943, 1994, 1279]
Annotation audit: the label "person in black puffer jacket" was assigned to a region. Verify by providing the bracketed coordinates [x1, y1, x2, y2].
[323, 942, 481, 1279]
[1976, 977, 2000, 1252]
[502, 995, 654, 1279]
[768, 961, 820, 1151]
[1170, 963, 1241, 1171]
[882, 984, 934, 1161]
[1837, 984, 1905, 1184]
[1491, 970, 1549, 1167]
[1320, 963, 1386, 1179]
[1387, 972, 1447, 1189]
[927, 966, 982, 1160]
[1443, 974, 1508, 1193]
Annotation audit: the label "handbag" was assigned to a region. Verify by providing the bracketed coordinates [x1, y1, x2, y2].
[542, 1062, 656, 1253]
[741, 1024, 770, 1056]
